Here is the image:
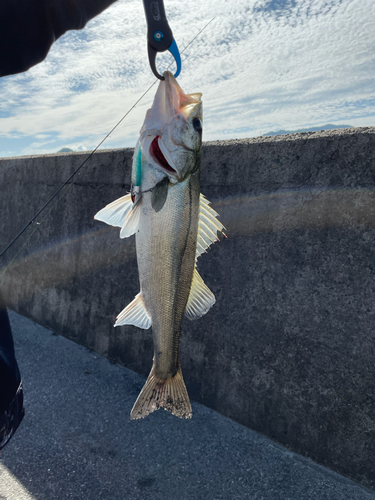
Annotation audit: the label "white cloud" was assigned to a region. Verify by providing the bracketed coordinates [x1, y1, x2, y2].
[0, 0, 374, 156]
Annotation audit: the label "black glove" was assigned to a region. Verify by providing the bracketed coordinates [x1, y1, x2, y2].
[0, 292, 24, 450]
[0, 0, 117, 77]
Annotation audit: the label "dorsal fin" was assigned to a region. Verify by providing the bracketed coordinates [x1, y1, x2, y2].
[196, 194, 225, 259]
[185, 269, 215, 320]
[186, 194, 225, 319]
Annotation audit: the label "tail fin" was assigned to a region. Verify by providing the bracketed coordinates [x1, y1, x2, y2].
[130, 363, 192, 420]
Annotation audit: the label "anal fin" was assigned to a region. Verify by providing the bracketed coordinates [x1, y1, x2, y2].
[115, 293, 151, 329]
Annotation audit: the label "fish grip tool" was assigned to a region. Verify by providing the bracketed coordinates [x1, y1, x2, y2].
[143, 0, 181, 80]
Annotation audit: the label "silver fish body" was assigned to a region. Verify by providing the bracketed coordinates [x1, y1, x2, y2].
[137, 172, 200, 379]
[95, 72, 224, 419]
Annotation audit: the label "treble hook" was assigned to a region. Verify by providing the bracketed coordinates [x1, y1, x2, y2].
[142, 0, 181, 80]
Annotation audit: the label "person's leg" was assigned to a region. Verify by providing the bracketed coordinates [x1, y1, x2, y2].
[0, 292, 24, 450]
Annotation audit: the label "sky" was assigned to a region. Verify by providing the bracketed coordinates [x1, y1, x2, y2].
[0, 0, 374, 157]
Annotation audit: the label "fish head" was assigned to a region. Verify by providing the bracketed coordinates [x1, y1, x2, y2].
[140, 71, 202, 183]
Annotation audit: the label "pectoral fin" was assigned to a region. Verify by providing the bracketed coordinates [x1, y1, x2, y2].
[94, 193, 141, 239]
[120, 200, 142, 238]
[94, 194, 133, 227]
[151, 177, 169, 212]
[185, 269, 216, 320]
[115, 293, 151, 329]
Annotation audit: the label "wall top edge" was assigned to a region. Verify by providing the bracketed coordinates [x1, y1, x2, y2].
[1, 127, 374, 161]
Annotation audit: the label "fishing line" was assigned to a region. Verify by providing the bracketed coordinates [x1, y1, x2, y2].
[0, 17, 215, 274]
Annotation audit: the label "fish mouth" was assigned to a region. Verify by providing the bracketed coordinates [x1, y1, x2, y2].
[163, 71, 202, 115]
[150, 136, 177, 177]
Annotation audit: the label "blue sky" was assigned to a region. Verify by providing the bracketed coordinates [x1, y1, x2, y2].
[0, 0, 374, 157]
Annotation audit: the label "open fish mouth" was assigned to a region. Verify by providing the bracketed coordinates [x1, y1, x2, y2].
[149, 136, 178, 177]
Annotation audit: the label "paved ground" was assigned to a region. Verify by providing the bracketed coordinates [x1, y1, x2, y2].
[1, 311, 375, 500]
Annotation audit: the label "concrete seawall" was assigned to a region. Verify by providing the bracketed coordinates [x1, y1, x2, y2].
[1, 127, 375, 489]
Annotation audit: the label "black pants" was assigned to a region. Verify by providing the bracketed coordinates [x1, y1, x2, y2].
[0, 293, 24, 450]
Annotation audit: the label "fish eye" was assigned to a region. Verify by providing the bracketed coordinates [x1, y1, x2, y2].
[192, 117, 202, 133]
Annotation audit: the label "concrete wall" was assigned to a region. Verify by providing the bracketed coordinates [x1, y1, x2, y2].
[1, 127, 375, 489]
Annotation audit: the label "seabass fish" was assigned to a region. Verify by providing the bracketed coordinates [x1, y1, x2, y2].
[95, 71, 225, 419]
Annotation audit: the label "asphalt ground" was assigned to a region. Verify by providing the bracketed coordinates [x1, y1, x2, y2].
[1, 310, 374, 500]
